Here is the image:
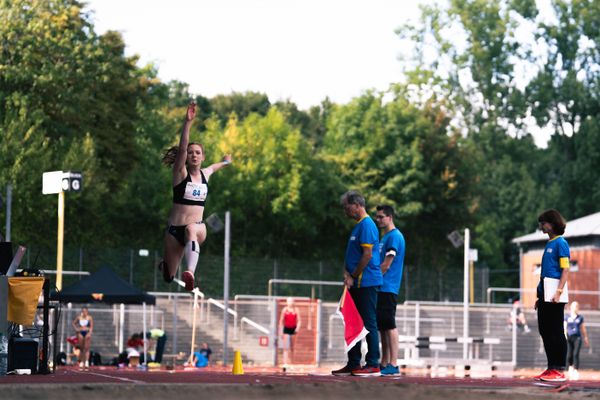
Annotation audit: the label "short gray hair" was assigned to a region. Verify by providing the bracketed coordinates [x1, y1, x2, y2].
[340, 190, 365, 207]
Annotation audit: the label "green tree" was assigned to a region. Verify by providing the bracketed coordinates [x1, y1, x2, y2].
[274, 99, 330, 150]
[0, 0, 154, 249]
[199, 108, 344, 258]
[321, 88, 478, 298]
[105, 67, 179, 249]
[209, 91, 271, 127]
[397, 0, 600, 291]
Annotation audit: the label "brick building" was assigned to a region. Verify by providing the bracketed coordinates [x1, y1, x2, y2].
[513, 211, 600, 310]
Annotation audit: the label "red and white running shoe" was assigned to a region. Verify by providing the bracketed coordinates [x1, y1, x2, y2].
[533, 369, 551, 380]
[182, 271, 195, 291]
[540, 369, 566, 382]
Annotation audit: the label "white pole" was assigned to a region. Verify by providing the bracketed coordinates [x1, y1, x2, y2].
[415, 303, 420, 360]
[65, 303, 72, 354]
[511, 308, 517, 366]
[315, 300, 322, 366]
[189, 291, 198, 365]
[56, 191, 65, 290]
[172, 296, 178, 355]
[119, 304, 125, 353]
[59, 305, 65, 353]
[142, 302, 147, 366]
[518, 246, 523, 302]
[463, 228, 470, 359]
[271, 296, 277, 366]
[113, 305, 118, 347]
[223, 211, 231, 365]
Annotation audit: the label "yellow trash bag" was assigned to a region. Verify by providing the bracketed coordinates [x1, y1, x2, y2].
[7, 277, 45, 325]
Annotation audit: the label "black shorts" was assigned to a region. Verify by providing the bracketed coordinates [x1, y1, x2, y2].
[167, 224, 187, 246]
[283, 326, 297, 335]
[376, 292, 398, 331]
[166, 221, 204, 247]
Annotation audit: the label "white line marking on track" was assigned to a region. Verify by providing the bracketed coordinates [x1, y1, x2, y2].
[73, 370, 147, 384]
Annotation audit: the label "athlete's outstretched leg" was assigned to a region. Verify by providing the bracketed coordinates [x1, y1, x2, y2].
[182, 222, 207, 291]
[184, 241, 200, 274]
[162, 232, 184, 283]
[182, 240, 199, 291]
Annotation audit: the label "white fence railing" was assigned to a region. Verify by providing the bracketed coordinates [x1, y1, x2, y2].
[52, 289, 600, 369]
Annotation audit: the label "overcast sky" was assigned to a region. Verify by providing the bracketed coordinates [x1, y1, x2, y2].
[85, 0, 423, 110]
[84, 0, 562, 147]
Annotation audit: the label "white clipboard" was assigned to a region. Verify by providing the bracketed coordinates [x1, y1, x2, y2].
[543, 278, 568, 303]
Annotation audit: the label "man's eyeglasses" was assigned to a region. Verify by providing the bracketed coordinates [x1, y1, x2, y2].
[375, 215, 388, 220]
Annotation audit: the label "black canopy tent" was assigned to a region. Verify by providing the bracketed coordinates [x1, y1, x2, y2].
[50, 266, 155, 305]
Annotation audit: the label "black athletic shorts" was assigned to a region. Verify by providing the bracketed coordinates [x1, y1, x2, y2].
[167, 224, 187, 247]
[283, 326, 297, 335]
[376, 292, 398, 331]
[166, 220, 204, 247]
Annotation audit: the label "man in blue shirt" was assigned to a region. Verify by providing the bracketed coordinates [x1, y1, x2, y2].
[332, 191, 382, 377]
[375, 205, 405, 376]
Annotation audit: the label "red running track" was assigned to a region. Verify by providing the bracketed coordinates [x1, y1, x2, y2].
[1, 365, 600, 392]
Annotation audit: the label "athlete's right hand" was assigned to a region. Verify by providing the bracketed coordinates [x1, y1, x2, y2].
[343, 274, 354, 289]
[186, 101, 197, 121]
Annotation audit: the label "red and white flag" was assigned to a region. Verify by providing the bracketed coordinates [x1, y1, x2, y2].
[336, 287, 369, 353]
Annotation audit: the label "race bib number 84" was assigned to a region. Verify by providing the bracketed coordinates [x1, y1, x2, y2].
[183, 182, 208, 202]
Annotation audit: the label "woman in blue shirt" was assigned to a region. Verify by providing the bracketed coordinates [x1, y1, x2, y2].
[534, 209, 570, 383]
[564, 301, 589, 380]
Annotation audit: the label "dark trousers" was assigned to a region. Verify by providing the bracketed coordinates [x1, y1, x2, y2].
[567, 335, 582, 369]
[537, 300, 567, 370]
[154, 334, 167, 364]
[348, 286, 379, 368]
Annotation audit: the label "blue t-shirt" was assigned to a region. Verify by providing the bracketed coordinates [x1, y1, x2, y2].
[378, 228, 405, 294]
[193, 351, 208, 367]
[541, 236, 570, 279]
[345, 216, 381, 288]
[565, 314, 584, 337]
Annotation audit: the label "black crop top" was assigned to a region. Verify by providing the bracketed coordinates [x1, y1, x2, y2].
[172, 170, 208, 206]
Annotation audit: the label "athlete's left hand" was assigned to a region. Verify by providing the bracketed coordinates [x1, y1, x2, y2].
[186, 101, 197, 121]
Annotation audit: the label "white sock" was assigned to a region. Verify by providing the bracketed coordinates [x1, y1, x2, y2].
[184, 241, 200, 274]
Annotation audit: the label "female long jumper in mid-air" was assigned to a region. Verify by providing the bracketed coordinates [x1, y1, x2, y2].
[159, 101, 232, 291]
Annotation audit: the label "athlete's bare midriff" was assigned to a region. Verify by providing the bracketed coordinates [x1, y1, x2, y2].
[169, 203, 205, 226]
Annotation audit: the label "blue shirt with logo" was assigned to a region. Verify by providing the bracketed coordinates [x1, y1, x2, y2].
[565, 314, 584, 337]
[345, 216, 381, 288]
[541, 236, 570, 279]
[378, 228, 405, 294]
